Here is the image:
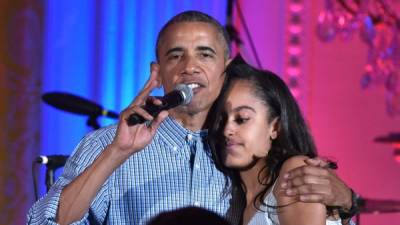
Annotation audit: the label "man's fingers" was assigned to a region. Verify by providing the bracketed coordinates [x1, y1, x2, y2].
[146, 96, 163, 106]
[304, 157, 324, 166]
[284, 184, 330, 196]
[130, 80, 159, 107]
[284, 165, 330, 180]
[284, 174, 330, 188]
[304, 157, 332, 167]
[142, 62, 160, 90]
[298, 194, 325, 203]
[282, 186, 328, 204]
[148, 111, 169, 132]
[130, 63, 161, 107]
[121, 106, 154, 122]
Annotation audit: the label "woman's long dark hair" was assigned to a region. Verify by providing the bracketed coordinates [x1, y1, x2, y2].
[207, 55, 317, 212]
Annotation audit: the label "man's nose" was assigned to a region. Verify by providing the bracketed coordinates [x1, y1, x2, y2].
[181, 56, 199, 75]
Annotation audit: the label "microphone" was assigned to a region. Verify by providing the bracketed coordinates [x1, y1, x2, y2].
[42, 92, 119, 119]
[35, 155, 69, 169]
[127, 84, 193, 126]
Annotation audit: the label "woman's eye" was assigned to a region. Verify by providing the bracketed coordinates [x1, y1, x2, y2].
[234, 116, 249, 124]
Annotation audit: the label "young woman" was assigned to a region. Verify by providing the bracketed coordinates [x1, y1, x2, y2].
[208, 55, 343, 225]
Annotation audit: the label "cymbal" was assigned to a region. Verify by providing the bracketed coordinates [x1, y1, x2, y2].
[360, 198, 400, 214]
[42, 92, 119, 119]
[374, 132, 400, 144]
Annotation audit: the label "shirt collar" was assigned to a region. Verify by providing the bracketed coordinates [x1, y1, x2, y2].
[157, 116, 208, 152]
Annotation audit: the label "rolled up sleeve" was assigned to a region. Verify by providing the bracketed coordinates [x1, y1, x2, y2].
[27, 130, 112, 225]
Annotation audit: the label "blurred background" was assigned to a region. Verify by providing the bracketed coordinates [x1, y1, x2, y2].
[0, 0, 399, 224]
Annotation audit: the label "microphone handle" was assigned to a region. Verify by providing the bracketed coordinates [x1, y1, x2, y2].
[126, 93, 183, 126]
[105, 110, 119, 119]
[127, 102, 164, 126]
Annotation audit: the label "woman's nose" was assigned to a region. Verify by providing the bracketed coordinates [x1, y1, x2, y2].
[223, 122, 235, 137]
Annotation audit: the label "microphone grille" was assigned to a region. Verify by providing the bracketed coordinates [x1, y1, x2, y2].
[175, 84, 193, 105]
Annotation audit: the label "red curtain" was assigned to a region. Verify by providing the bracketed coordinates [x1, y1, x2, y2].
[0, 1, 43, 224]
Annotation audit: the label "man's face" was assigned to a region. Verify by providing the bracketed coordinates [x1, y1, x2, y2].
[156, 22, 229, 115]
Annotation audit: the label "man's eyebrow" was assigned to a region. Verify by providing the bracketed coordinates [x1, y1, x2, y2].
[197, 46, 216, 54]
[165, 47, 184, 56]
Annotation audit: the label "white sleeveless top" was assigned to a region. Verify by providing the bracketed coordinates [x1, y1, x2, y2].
[247, 185, 343, 225]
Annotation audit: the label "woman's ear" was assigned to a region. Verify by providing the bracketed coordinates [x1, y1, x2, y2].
[270, 117, 280, 140]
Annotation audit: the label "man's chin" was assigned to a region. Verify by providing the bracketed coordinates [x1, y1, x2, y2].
[174, 103, 204, 116]
[181, 98, 210, 112]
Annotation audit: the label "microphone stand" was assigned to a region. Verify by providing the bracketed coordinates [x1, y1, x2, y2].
[41, 116, 98, 192]
[87, 115, 100, 130]
[225, 0, 262, 68]
[42, 116, 99, 193]
[45, 166, 55, 191]
[41, 117, 98, 192]
[38, 92, 114, 195]
[225, 0, 242, 50]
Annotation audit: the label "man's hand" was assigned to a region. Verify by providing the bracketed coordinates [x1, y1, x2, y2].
[280, 157, 353, 210]
[110, 63, 168, 159]
[56, 63, 166, 225]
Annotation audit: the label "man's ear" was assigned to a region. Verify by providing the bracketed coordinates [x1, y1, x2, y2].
[225, 58, 233, 67]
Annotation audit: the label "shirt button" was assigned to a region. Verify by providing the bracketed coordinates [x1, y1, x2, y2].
[194, 201, 200, 207]
[195, 163, 200, 169]
[187, 134, 193, 141]
[173, 146, 178, 151]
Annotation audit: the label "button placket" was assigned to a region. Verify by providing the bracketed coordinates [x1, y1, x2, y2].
[190, 136, 206, 207]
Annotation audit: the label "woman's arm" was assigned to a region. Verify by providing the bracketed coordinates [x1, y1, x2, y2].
[274, 155, 326, 225]
[280, 157, 352, 210]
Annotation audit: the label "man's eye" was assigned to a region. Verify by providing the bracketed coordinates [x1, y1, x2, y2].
[200, 52, 214, 58]
[168, 54, 182, 60]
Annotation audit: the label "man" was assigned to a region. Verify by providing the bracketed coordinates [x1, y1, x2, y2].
[27, 11, 356, 225]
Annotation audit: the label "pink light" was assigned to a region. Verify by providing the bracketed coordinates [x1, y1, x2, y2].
[392, 143, 400, 148]
[290, 88, 300, 98]
[286, 67, 301, 76]
[337, 15, 345, 27]
[288, 46, 302, 55]
[394, 149, 400, 163]
[317, 12, 325, 23]
[289, 3, 303, 13]
[289, 25, 303, 34]
[317, 11, 331, 23]
[365, 64, 373, 72]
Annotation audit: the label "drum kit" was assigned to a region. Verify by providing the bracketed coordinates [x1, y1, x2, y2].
[363, 132, 400, 215]
[34, 92, 119, 196]
[41, 92, 400, 219]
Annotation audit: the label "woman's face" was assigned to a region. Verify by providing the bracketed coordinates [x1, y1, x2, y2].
[221, 80, 278, 170]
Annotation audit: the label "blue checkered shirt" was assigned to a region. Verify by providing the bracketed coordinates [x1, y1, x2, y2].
[27, 116, 241, 225]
